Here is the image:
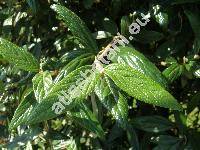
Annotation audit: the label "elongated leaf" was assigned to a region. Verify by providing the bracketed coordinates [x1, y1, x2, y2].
[95, 77, 128, 128]
[110, 46, 167, 88]
[51, 4, 98, 51]
[151, 135, 183, 150]
[134, 30, 164, 44]
[0, 38, 39, 72]
[132, 116, 174, 133]
[32, 71, 53, 102]
[9, 90, 37, 130]
[126, 125, 139, 150]
[184, 9, 200, 53]
[104, 64, 182, 110]
[68, 104, 104, 138]
[163, 63, 183, 83]
[25, 66, 100, 124]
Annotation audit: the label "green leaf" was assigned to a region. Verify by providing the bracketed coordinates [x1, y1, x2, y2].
[104, 63, 182, 110]
[9, 90, 37, 130]
[68, 103, 104, 138]
[7, 126, 42, 149]
[132, 116, 174, 133]
[151, 135, 183, 150]
[110, 46, 167, 88]
[134, 30, 164, 44]
[121, 16, 131, 36]
[163, 63, 183, 83]
[95, 77, 128, 128]
[126, 125, 139, 150]
[184, 9, 200, 53]
[32, 71, 53, 102]
[51, 4, 98, 51]
[102, 18, 118, 35]
[0, 38, 39, 72]
[25, 66, 100, 124]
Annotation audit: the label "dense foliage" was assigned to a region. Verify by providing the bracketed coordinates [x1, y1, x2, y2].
[0, 0, 200, 149]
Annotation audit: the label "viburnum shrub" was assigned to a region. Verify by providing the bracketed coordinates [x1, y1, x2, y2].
[0, 1, 200, 149]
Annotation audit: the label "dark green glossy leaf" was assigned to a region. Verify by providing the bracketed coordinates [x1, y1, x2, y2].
[51, 4, 98, 51]
[105, 63, 182, 110]
[132, 116, 174, 133]
[0, 38, 39, 72]
[185, 9, 200, 53]
[95, 77, 128, 129]
[151, 135, 183, 150]
[110, 46, 167, 88]
[134, 30, 164, 44]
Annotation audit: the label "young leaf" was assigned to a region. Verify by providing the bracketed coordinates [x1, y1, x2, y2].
[32, 71, 53, 102]
[104, 63, 182, 110]
[0, 38, 39, 72]
[110, 46, 168, 88]
[51, 4, 98, 51]
[132, 116, 174, 133]
[163, 63, 183, 83]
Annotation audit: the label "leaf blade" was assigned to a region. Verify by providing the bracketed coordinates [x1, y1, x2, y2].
[0, 38, 39, 72]
[51, 4, 98, 51]
[104, 63, 182, 110]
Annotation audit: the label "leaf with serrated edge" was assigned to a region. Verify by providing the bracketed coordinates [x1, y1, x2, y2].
[95, 77, 128, 128]
[110, 46, 168, 88]
[0, 38, 39, 72]
[104, 63, 182, 110]
[26, 65, 100, 124]
[51, 4, 98, 51]
[9, 90, 37, 130]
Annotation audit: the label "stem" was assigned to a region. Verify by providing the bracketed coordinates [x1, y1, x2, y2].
[44, 121, 53, 150]
[91, 92, 98, 118]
